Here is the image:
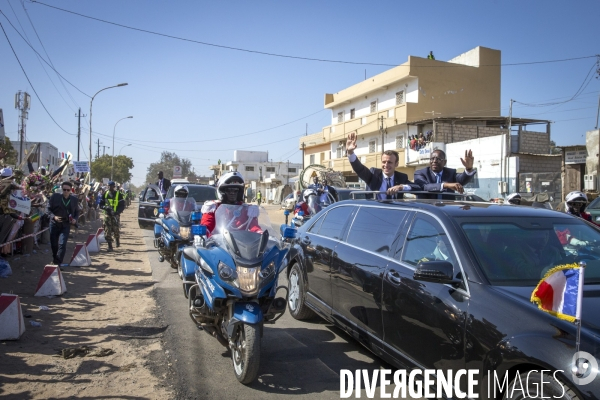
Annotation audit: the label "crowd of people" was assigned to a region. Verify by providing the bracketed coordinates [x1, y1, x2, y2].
[0, 152, 134, 266]
[408, 130, 434, 151]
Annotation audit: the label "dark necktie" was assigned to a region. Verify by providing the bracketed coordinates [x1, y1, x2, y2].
[436, 173, 442, 200]
[386, 177, 392, 200]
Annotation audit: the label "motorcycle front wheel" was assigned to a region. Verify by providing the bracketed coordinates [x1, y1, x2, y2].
[231, 323, 261, 384]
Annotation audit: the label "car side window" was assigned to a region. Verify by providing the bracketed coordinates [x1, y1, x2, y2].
[316, 206, 352, 240]
[307, 213, 326, 233]
[145, 188, 159, 202]
[346, 207, 406, 256]
[401, 213, 456, 268]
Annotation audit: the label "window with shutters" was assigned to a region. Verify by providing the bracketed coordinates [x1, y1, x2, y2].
[396, 135, 405, 149]
[309, 154, 315, 164]
[336, 141, 346, 158]
[396, 91, 405, 105]
[266, 167, 275, 172]
[338, 111, 344, 123]
[288, 168, 297, 173]
[245, 166, 255, 172]
[350, 109, 355, 119]
[369, 140, 376, 153]
[370, 101, 377, 113]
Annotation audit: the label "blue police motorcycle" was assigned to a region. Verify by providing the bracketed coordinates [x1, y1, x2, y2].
[180, 203, 296, 384]
[154, 197, 199, 277]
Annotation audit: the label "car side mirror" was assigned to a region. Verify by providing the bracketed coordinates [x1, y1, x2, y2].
[414, 261, 461, 286]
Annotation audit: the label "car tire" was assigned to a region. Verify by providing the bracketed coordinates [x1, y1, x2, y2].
[287, 263, 316, 320]
[502, 371, 579, 400]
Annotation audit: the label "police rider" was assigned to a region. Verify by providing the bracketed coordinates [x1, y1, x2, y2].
[200, 172, 259, 236]
[171, 185, 196, 213]
[565, 191, 593, 222]
[506, 193, 521, 205]
[99, 181, 125, 251]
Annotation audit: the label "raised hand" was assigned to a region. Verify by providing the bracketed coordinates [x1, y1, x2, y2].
[461, 149, 474, 171]
[346, 132, 358, 155]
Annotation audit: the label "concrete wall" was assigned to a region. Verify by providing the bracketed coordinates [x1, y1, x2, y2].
[233, 150, 268, 162]
[517, 154, 561, 173]
[586, 129, 599, 175]
[519, 131, 550, 154]
[435, 122, 507, 144]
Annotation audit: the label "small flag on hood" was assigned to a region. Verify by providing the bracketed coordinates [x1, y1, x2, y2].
[531, 263, 584, 322]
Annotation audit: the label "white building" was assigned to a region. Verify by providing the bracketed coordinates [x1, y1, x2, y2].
[210, 150, 302, 203]
[11, 141, 60, 172]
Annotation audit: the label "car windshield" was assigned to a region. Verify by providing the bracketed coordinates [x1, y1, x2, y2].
[167, 186, 217, 203]
[460, 217, 600, 286]
[587, 197, 600, 210]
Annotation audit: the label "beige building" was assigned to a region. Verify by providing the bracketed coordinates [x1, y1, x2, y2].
[300, 46, 503, 181]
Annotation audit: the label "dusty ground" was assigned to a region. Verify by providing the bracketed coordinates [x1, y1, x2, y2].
[0, 205, 173, 399]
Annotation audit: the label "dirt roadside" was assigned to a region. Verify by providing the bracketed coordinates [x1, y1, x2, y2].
[0, 205, 173, 399]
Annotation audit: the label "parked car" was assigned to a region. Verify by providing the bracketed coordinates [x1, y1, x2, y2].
[138, 184, 217, 229]
[585, 197, 600, 223]
[286, 199, 600, 398]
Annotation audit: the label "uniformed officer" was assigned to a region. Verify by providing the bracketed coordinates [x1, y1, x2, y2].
[99, 181, 125, 251]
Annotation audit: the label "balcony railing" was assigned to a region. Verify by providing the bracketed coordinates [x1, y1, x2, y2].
[300, 104, 407, 149]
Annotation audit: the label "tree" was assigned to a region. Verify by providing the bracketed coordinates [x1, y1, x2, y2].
[549, 140, 562, 155]
[90, 154, 134, 183]
[0, 137, 18, 165]
[145, 151, 195, 185]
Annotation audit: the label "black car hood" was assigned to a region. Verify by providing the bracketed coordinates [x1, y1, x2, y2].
[494, 285, 600, 337]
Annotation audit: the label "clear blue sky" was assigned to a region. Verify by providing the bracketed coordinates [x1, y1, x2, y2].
[1, 0, 598, 186]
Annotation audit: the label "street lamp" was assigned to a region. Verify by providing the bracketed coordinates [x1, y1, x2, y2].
[119, 143, 132, 155]
[112, 116, 133, 180]
[89, 83, 128, 181]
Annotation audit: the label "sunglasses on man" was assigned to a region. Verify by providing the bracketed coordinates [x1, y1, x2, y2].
[62, 187, 71, 192]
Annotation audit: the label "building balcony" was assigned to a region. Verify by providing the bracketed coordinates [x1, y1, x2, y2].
[300, 104, 408, 150]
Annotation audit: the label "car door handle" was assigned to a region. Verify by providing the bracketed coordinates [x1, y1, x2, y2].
[387, 270, 402, 285]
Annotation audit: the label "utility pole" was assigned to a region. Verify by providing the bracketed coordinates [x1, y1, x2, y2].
[14, 91, 31, 166]
[97, 139, 101, 159]
[103, 145, 110, 156]
[75, 108, 87, 161]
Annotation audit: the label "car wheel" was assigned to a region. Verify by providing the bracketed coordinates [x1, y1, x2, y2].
[503, 371, 579, 400]
[288, 263, 316, 320]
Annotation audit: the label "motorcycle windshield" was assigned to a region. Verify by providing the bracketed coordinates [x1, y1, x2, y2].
[211, 204, 278, 264]
[168, 197, 197, 225]
[306, 195, 322, 215]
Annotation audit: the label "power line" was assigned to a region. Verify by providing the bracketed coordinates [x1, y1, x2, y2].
[30, 1, 599, 68]
[0, 19, 77, 136]
[0, 9, 91, 97]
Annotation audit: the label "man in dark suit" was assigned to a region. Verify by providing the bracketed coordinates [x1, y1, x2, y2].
[156, 171, 171, 197]
[414, 149, 476, 199]
[346, 131, 419, 199]
[47, 181, 79, 265]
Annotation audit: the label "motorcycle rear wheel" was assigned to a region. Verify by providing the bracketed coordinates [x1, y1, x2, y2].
[231, 323, 261, 384]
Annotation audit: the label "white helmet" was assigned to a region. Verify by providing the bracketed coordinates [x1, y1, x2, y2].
[506, 193, 521, 205]
[217, 171, 245, 203]
[566, 191, 587, 205]
[173, 184, 189, 198]
[303, 188, 317, 202]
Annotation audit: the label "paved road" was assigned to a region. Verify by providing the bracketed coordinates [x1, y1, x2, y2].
[143, 204, 390, 399]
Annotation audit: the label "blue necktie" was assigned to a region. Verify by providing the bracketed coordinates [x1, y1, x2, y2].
[386, 178, 392, 200]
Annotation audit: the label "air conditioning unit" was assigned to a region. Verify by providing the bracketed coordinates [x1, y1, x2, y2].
[498, 181, 507, 194]
[584, 175, 597, 191]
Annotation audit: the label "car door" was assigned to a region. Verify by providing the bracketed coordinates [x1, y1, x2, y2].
[138, 184, 164, 229]
[299, 205, 355, 318]
[381, 212, 469, 373]
[331, 206, 409, 345]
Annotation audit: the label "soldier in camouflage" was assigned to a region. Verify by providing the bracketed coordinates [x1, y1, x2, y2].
[99, 181, 125, 251]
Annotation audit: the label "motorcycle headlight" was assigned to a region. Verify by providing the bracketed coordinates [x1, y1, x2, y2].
[218, 261, 237, 281]
[237, 266, 259, 294]
[259, 261, 275, 280]
[179, 226, 191, 239]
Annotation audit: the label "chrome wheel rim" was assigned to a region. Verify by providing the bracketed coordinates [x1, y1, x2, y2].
[232, 326, 245, 375]
[289, 270, 300, 311]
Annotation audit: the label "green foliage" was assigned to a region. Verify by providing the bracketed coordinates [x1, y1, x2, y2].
[549, 140, 562, 155]
[144, 151, 198, 185]
[91, 154, 134, 183]
[0, 137, 18, 165]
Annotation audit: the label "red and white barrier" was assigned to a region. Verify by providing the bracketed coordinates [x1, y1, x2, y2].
[96, 228, 106, 244]
[86, 233, 100, 253]
[35, 265, 67, 297]
[0, 294, 26, 340]
[69, 244, 91, 267]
